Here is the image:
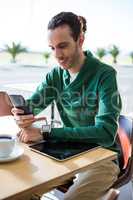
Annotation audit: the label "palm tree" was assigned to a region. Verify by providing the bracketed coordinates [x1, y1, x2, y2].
[108, 45, 120, 64]
[96, 48, 106, 60]
[43, 52, 51, 64]
[129, 52, 133, 64]
[4, 42, 27, 63]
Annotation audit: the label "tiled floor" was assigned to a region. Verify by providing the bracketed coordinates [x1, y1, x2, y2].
[41, 189, 64, 200]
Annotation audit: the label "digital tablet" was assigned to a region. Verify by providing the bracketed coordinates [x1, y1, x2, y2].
[29, 140, 99, 161]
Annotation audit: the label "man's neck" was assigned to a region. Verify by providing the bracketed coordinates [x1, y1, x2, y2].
[69, 52, 86, 74]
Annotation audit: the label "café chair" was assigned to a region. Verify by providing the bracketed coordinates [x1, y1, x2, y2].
[54, 115, 133, 200]
[0, 91, 13, 116]
[105, 115, 133, 200]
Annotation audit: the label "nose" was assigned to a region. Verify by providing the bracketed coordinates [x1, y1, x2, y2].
[54, 48, 63, 59]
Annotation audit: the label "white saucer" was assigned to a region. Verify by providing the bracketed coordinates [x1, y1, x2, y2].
[0, 146, 24, 163]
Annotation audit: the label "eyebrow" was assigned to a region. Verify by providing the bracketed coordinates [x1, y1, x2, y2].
[49, 42, 69, 49]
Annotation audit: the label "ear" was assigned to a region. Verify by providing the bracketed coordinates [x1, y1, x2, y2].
[78, 33, 85, 47]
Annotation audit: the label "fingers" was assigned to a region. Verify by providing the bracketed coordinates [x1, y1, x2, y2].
[16, 119, 35, 128]
[11, 107, 34, 120]
[18, 130, 29, 143]
[18, 127, 43, 143]
[15, 114, 34, 120]
[34, 116, 47, 122]
[12, 107, 47, 122]
[12, 106, 47, 129]
[13, 113, 34, 128]
[17, 116, 47, 128]
[15, 115, 44, 124]
[11, 107, 24, 115]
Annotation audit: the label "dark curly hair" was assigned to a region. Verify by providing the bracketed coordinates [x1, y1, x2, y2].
[48, 12, 87, 41]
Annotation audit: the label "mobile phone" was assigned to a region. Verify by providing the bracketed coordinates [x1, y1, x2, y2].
[9, 94, 33, 115]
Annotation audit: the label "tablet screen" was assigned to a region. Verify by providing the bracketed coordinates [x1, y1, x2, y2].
[30, 140, 99, 161]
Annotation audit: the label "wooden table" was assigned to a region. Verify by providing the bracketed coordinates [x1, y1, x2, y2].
[0, 116, 117, 200]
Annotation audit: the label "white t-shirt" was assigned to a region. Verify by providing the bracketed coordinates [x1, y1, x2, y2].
[68, 71, 79, 84]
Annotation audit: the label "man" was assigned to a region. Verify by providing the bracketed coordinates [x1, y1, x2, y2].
[12, 12, 122, 200]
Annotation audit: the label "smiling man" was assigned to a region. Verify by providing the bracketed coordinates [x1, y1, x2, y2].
[12, 12, 122, 200]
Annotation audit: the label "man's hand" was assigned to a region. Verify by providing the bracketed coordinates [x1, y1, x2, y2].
[11, 107, 46, 128]
[18, 127, 43, 143]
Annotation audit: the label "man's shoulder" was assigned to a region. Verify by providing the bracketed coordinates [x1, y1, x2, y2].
[44, 66, 64, 87]
[96, 60, 117, 75]
[49, 66, 63, 75]
[47, 66, 63, 79]
[85, 50, 116, 74]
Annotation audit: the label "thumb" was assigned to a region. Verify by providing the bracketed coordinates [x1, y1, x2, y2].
[33, 116, 47, 122]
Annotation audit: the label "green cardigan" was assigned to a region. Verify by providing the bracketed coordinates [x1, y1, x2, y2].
[27, 51, 122, 153]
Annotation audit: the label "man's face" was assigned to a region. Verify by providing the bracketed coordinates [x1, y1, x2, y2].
[48, 25, 83, 70]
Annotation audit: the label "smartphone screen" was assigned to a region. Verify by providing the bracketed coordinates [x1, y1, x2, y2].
[9, 94, 33, 115]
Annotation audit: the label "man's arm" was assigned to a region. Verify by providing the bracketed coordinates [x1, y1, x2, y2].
[48, 70, 122, 148]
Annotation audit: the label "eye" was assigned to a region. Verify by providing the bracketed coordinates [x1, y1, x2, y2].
[59, 43, 68, 49]
[49, 46, 55, 51]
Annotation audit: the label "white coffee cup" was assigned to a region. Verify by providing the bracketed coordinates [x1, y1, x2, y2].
[0, 135, 16, 157]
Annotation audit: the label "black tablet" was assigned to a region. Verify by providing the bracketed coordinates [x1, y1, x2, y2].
[29, 140, 99, 161]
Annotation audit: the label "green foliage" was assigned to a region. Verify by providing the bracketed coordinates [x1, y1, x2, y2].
[43, 52, 51, 64]
[4, 42, 27, 63]
[96, 48, 106, 60]
[129, 52, 133, 64]
[108, 45, 120, 64]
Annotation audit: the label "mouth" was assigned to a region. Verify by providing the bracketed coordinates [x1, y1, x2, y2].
[58, 58, 67, 65]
